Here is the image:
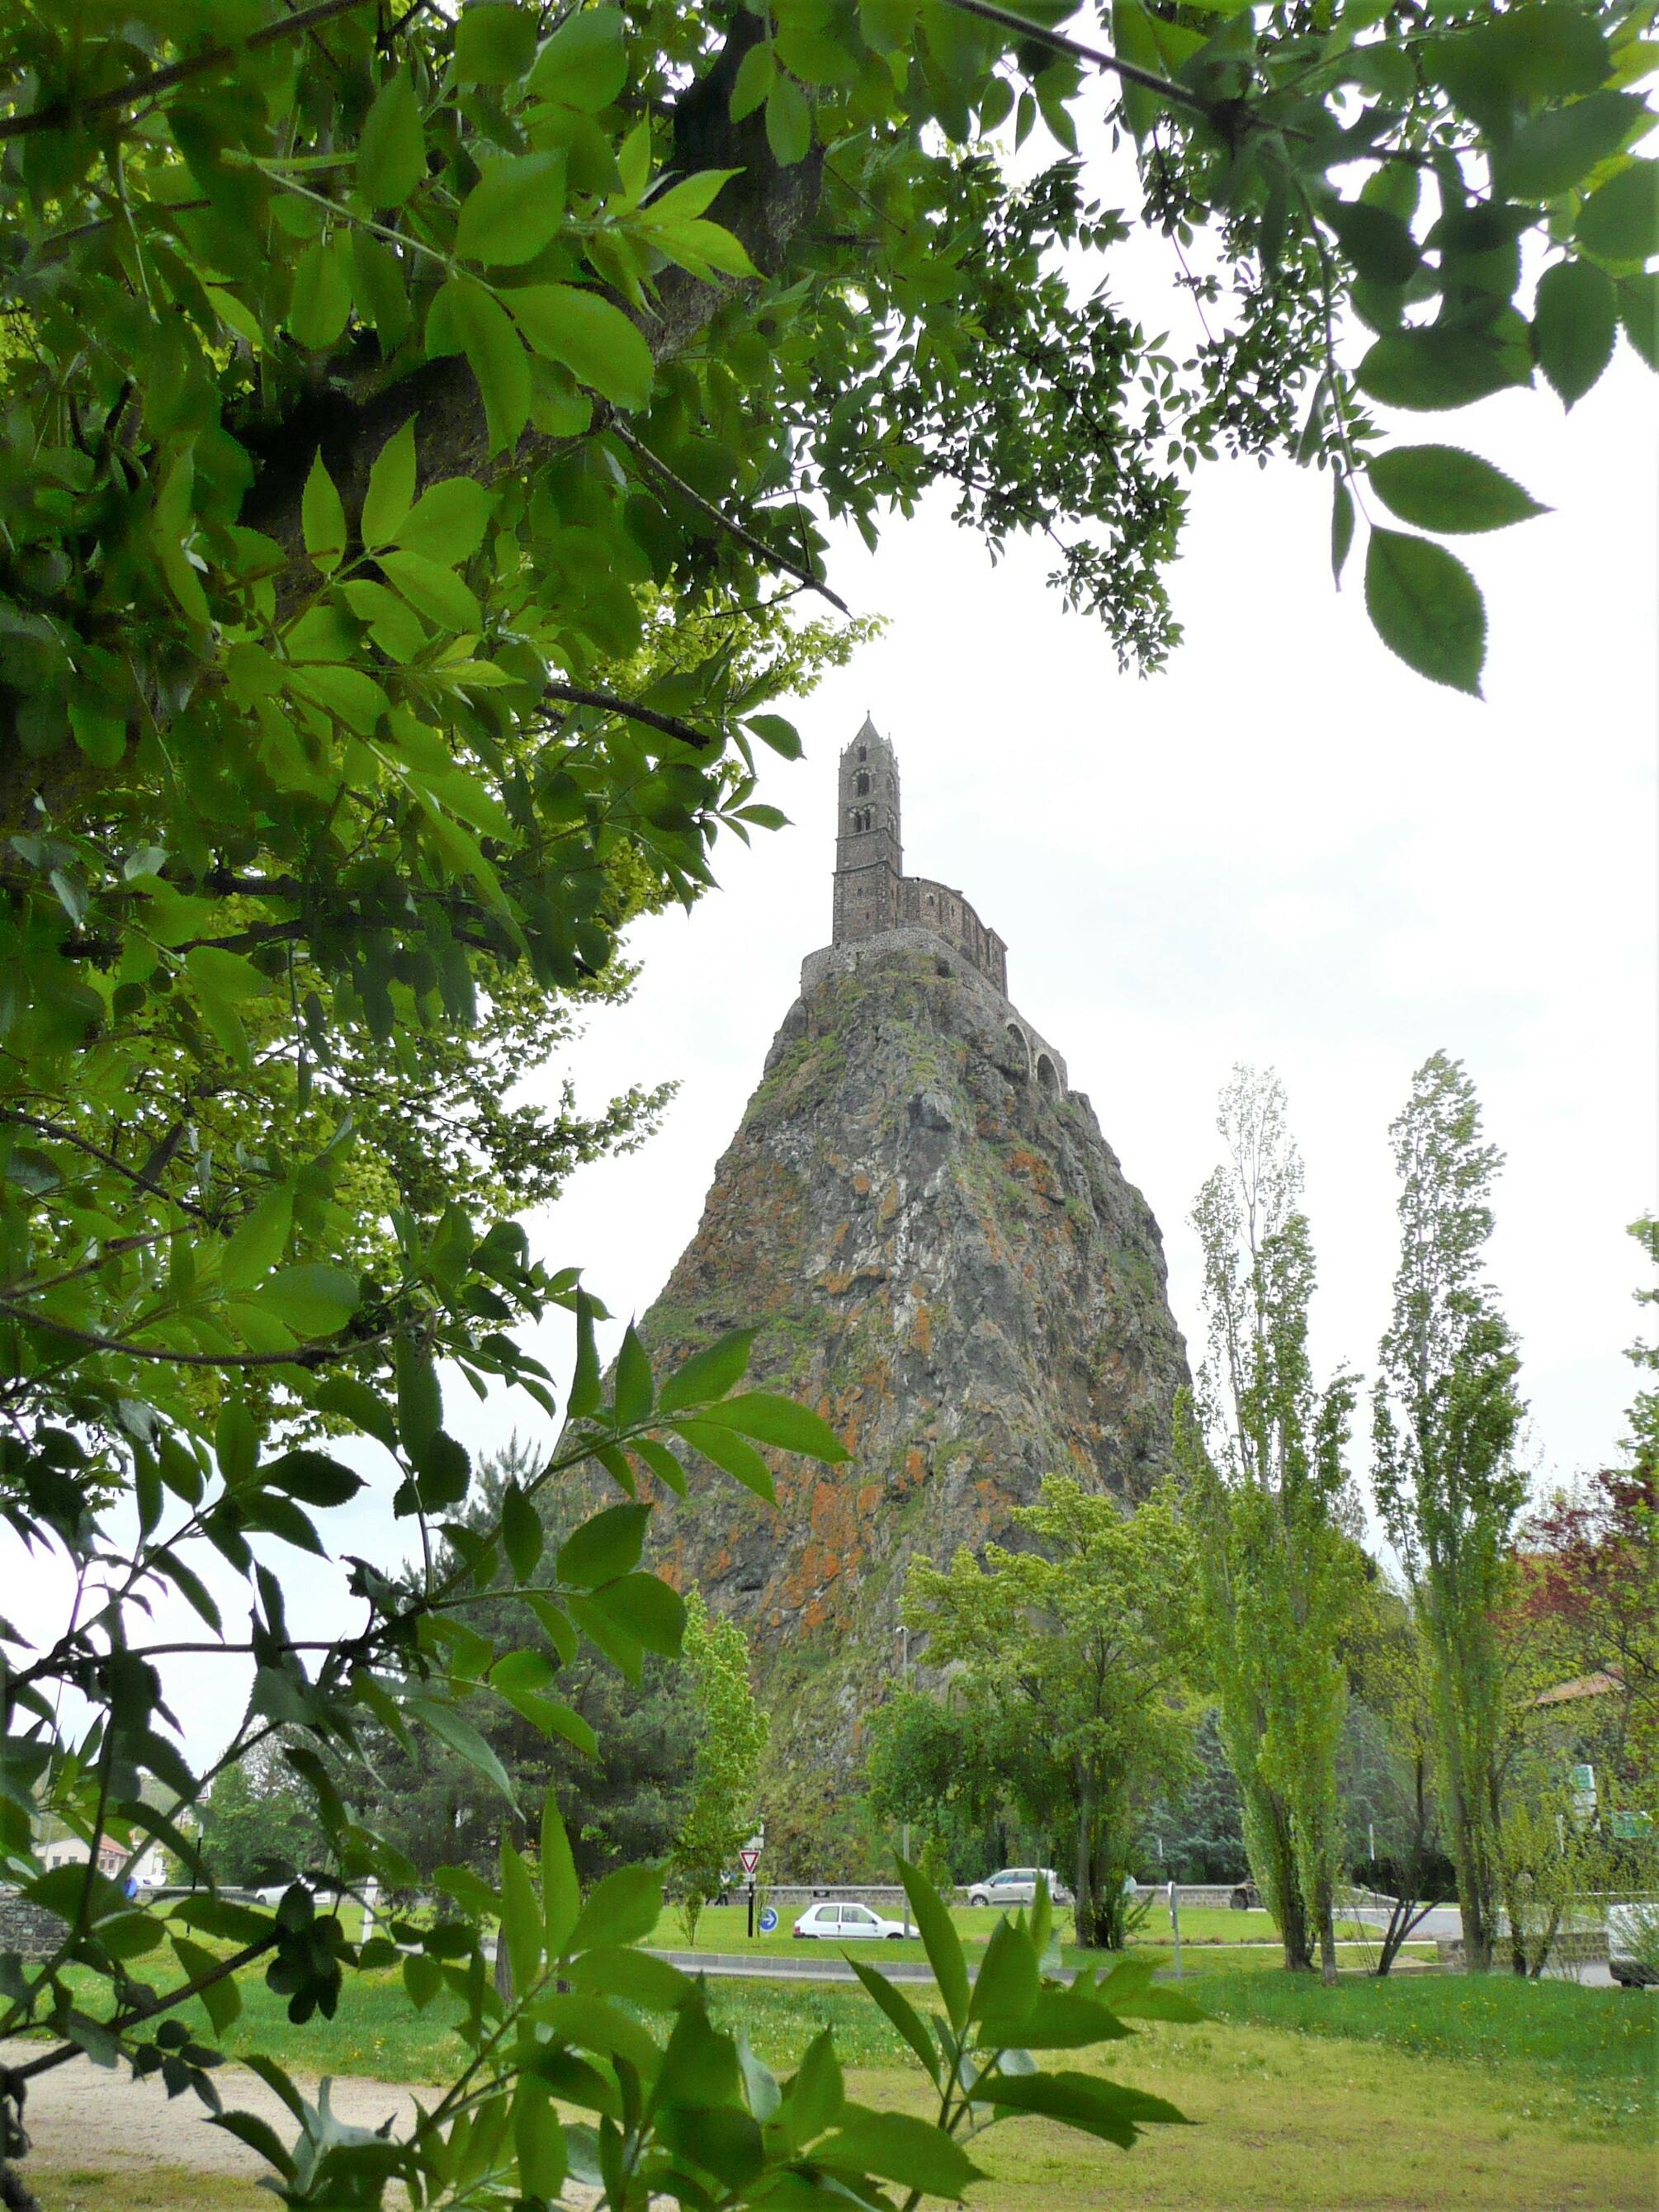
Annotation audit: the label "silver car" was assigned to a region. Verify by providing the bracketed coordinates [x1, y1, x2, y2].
[966, 1866, 1071, 1907]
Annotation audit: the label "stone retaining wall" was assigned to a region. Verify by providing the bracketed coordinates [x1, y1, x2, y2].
[0, 1891, 68, 1959]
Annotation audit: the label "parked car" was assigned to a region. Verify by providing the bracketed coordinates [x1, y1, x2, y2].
[1607, 1901, 1659, 1987]
[792, 1900, 908, 1940]
[966, 1867, 1072, 1908]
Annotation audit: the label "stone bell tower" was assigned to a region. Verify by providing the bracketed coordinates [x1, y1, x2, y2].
[832, 714, 903, 943]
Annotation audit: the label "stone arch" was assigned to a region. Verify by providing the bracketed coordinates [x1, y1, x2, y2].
[1035, 1052, 1060, 1099]
[1004, 1022, 1032, 1081]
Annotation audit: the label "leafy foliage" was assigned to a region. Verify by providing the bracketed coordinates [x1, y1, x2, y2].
[669, 1590, 768, 1946]
[905, 1477, 1197, 1949]
[1177, 1066, 1366, 1979]
[1373, 1052, 1527, 1972]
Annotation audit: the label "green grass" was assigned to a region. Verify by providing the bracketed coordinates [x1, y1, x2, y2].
[28, 1992, 1657, 2212]
[1189, 1964, 1657, 2134]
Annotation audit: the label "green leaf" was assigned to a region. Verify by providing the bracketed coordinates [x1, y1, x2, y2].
[1364, 529, 1486, 697]
[357, 71, 426, 209]
[1576, 159, 1658, 263]
[262, 1449, 363, 1507]
[699, 1391, 848, 1461]
[513, 2081, 567, 2198]
[501, 1481, 544, 1580]
[1497, 91, 1647, 200]
[215, 1398, 258, 1487]
[394, 479, 494, 564]
[968, 1917, 1038, 2026]
[1356, 323, 1533, 410]
[1331, 475, 1354, 586]
[301, 451, 347, 574]
[565, 1946, 692, 2011]
[780, 2027, 844, 2148]
[632, 1437, 688, 1496]
[1368, 446, 1548, 532]
[979, 1985, 1136, 2049]
[657, 1328, 755, 1415]
[1112, 0, 1165, 140]
[1534, 257, 1619, 404]
[431, 280, 531, 453]
[361, 421, 417, 549]
[310, 1375, 398, 1453]
[541, 1793, 580, 1951]
[896, 1855, 968, 2030]
[396, 1336, 443, 1458]
[456, 151, 568, 267]
[377, 550, 481, 632]
[557, 1501, 650, 1588]
[288, 234, 352, 351]
[672, 1419, 775, 1503]
[1427, 7, 1612, 138]
[508, 283, 655, 410]
[403, 1952, 442, 2010]
[1619, 270, 1658, 369]
[221, 1186, 292, 1291]
[259, 1263, 360, 1335]
[456, 2, 537, 84]
[764, 75, 812, 168]
[569, 1289, 602, 1419]
[745, 713, 801, 758]
[500, 1836, 544, 1991]
[730, 44, 774, 121]
[590, 1572, 684, 1656]
[969, 2069, 1189, 2146]
[568, 1861, 661, 1953]
[528, 7, 628, 110]
[404, 1693, 516, 1801]
[815, 2108, 983, 2197]
[1326, 198, 1420, 286]
[844, 1958, 942, 2086]
[613, 1323, 654, 1425]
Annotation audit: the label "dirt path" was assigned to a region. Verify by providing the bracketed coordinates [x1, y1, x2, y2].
[1, 2040, 421, 2181]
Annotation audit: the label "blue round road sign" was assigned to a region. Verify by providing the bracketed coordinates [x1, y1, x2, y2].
[759, 1907, 778, 1934]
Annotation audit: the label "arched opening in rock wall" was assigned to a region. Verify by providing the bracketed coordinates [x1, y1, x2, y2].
[1005, 1023, 1031, 1081]
[1035, 1052, 1060, 1099]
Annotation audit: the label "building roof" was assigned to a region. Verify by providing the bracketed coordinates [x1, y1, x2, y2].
[1532, 1670, 1624, 1707]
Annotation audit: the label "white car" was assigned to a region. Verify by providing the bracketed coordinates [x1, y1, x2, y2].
[792, 1900, 907, 1940]
[966, 1867, 1071, 1908]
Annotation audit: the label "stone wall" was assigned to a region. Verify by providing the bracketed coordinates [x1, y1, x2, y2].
[0, 1890, 68, 1960]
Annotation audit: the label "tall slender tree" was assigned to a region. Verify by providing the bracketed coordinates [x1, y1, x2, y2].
[1373, 1052, 1526, 1973]
[670, 1592, 769, 1948]
[1177, 1066, 1364, 1982]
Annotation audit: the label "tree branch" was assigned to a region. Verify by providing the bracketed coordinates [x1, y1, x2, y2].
[608, 422, 850, 615]
[938, 0, 1213, 119]
[0, 0, 376, 141]
[541, 682, 720, 753]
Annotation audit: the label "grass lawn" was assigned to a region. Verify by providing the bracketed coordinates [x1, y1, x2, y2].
[28, 1978, 1656, 2212]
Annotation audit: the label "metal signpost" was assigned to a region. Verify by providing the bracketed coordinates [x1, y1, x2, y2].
[740, 1830, 763, 1938]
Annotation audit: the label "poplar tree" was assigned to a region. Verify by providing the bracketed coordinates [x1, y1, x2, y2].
[670, 1591, 769, 1948]
[1178, 1066, 1364, 1983]
[1373, 1052, 1525, 1973]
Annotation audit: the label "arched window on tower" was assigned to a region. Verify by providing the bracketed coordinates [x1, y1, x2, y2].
[858, 743, 867, 762]
[855, 771, 871, 796]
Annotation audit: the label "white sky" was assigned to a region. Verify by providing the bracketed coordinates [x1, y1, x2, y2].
[11, 135, 1657, 1773]
[517, 352, 1658, 1514]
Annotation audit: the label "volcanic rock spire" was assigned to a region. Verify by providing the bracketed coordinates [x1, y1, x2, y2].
[629, 722, 1189, 1858]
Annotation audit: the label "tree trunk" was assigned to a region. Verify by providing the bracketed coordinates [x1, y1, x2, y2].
[1316, 1874, 1339, 1987]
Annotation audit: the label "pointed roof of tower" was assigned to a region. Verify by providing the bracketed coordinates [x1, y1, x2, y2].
[851, 711, 885, 749]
